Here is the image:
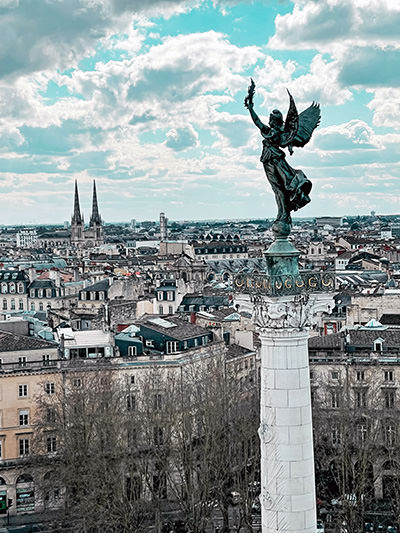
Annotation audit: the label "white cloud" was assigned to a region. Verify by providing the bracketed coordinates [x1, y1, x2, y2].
[367, 88, 400, 129]
[315, 120, 381, 151]
[165, 125, 199, 151]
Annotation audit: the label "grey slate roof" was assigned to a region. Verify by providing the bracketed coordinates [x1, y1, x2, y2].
[139, 315, 210, 341]
[0, 331, 57, 352]
[309, 328, 400, 350]
[80, 279, 110, 292]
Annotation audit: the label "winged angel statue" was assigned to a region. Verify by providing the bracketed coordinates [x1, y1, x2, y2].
[245, 79, 320, 238]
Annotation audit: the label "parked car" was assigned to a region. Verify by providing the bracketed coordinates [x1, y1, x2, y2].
[365, 522, 374, 532]
[316, 519, 325, 532]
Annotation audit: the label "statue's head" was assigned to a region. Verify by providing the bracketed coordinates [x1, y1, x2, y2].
[269, 109, 283, 127]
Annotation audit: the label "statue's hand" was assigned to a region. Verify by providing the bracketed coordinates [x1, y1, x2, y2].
[244, 95, 253, 109]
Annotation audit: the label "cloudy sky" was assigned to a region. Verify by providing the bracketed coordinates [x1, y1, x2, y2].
[0, 0, 399, 224]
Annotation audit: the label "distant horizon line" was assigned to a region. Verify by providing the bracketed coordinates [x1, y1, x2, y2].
[1, 213, 400, 228]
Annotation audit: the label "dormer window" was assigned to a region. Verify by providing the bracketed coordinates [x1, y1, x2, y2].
[17, 283, 24, 293]
[374, 338, 384, 352]
[1, 283, 7, 294]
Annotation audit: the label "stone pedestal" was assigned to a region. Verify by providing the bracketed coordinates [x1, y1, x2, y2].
[236, 292, 333, 533]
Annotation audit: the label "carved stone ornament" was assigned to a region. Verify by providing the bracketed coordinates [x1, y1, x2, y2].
[252, 293, 332, 330]
[258, 422, 274, 443]
[260, 490, 274, 510]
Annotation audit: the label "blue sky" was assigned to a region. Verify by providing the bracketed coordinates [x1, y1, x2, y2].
[0, 0, 399, 224]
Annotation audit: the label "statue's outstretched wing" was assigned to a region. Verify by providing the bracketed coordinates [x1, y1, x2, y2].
[283, 90, 299, 146]
[292, 101, 321, 147]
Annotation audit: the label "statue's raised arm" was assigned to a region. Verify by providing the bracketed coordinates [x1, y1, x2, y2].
[245, 79, 320, 238]
[244, 79, 268, 134]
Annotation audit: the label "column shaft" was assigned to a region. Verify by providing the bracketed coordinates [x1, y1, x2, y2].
[259, 328, 316, 533]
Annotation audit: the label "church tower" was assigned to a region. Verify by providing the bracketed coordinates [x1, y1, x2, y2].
[89, 180, 104, 245]
[70, 180, 84, 245]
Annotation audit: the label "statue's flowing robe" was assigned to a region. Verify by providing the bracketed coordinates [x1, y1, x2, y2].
[260, 133, 311, 214]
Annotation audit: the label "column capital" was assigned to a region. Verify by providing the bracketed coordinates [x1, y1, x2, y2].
[236, 292, 334, 332]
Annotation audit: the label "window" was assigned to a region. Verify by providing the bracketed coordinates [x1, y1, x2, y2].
[167, 291, 174, 301]
[99, 291, 104, 300]
[166, 341, 178, 354]
[356, 370, 365, 382]
[331, 390, 340, 409]
[384, 389, 396, 409]
[46, 289, 52, 298]
[9, 283, 15, 294]
[38, 289, 43, 298]
[157, 292, 163, 301]
[355, 389, 367, 408]
[154, 426, 163, 446]
[17, 283, 24, 294]
[1, 283, 7, 294]
[154, 394, 162, 411]
[42, 354, 50, 366]
[331, 370, 339, 380]
[46, 436, 56, 453]
[357, 422, 368, 444]
[159, 305, 164, 315]
[30, 289, 35, 298]
[30, 303, 35, 311]
[39, 302, 44, 311]
[2, 299, 6, 310]
[130, 375, 135, 385]
[73, 378, 82, 387]
[128, 428, 137, 449]
[331, 425, 341, 445]
[168, 305, 173, 314]
[19, 410, 29, 426]
[18, 384, 28, 398]
[10, 299, 15, 310]
[145, 340, 154, 348]
[18, 357, 27, 368]
[45, 382, 55, 395]
[385, 424, 397, 447]
[81, 292, 86, 301]
[46, 408, 56, 423]
[19, 438, 29, 456]
[127, 394, 136, 411]
[19, 299, 23, 310]
[128, 346, 137, 357]
[385, 370, 394, 382]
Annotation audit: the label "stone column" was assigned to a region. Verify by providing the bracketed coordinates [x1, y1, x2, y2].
[257, 293, 333, 532]
[236, 292, 333, 533]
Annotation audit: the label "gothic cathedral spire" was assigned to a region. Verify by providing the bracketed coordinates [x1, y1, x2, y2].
[90, 179, 101, 226]
[71, 179, 82, 225]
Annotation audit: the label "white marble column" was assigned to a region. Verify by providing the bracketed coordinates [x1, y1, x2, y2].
[236, 292, 333, 533]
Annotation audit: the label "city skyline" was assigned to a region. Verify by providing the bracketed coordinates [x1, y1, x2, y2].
[0, 0, 399, 224]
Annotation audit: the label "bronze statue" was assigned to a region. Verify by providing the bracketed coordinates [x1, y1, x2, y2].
[245, 79, 320, 238]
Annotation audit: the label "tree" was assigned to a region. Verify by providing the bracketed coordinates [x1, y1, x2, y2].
[32, 354, 260, 533]
[312, 364, 400, 531]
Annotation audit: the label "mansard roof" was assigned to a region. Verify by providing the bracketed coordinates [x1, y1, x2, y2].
[0, 271, 29, 282]
[80, 279, 110, 293]
[0, 331, 57, 352]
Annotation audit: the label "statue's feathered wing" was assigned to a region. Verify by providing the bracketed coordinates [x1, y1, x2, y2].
[293, 100, 321, 147]
[283, 90, 321, 151]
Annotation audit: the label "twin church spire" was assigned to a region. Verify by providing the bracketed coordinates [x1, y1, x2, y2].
[72, 180, 102, 227]
[71, 180, 103, 246]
